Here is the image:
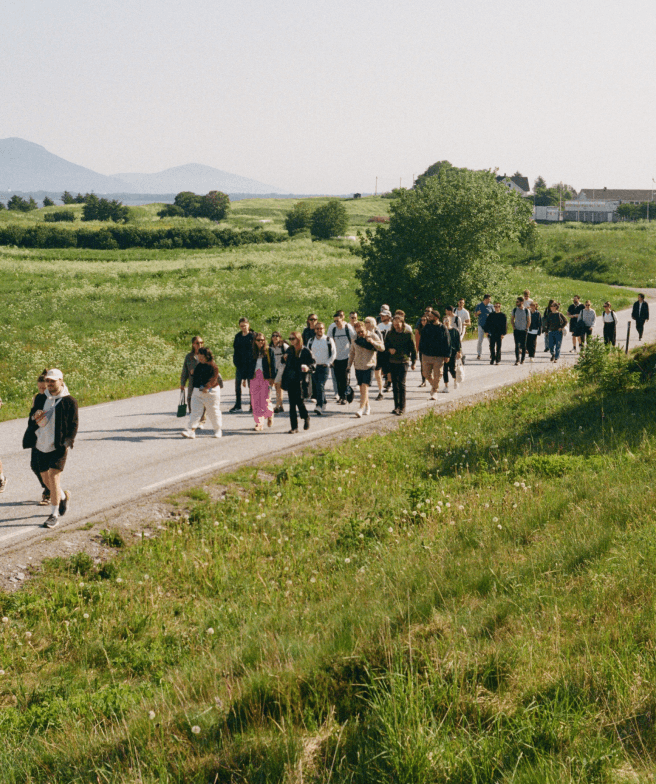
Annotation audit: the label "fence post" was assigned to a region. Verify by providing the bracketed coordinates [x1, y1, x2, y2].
[625, 321, 631, 354]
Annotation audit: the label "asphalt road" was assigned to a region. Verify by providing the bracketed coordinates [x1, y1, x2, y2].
[0, 301, 650, 553]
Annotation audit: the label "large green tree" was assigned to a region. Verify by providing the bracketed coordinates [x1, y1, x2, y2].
[310, 199, 348, 239]
[284, 200, 314, 236]
[356, 168, 535, 316]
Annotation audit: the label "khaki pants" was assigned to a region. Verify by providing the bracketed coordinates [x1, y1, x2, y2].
[421, 355, 445, 392]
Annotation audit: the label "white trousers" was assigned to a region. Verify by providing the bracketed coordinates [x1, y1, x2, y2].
[477, 326, 486, 356]
[189, 388, 222, 432]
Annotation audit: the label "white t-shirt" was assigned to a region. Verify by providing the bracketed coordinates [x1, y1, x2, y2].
[455, 308, 470, 336]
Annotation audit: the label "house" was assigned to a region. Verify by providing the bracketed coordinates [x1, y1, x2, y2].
[496, 174, 531, 196]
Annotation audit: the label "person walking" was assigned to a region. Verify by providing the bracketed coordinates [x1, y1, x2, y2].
[441, 314, 462, 393]
[567, 296, 584, 352]
[281, 331, 314, 433]
[510, 296, 530, 365]
[526, 302, 542, 362]
[455, 298, 471, 362]
[302, 314, 318, 400]
[545, 302, 567, 362]
[181, 348, 223, 438]
[327, 310, 355, 405]
[31, 370, 52, 504]
[485, 302, 507, 365]
[247, 333, 276, 431]
[418, 308, 451, 399]
[578, 300, 596, 346]
[375, 308, 393, 397]
[474, 295, 493, 360]
[230, 318, 254, 413]
[307, 321, 336, 415]
[632, 294, 649, 340]
[414, 313, 429, 387]
[385, 314, 417, 414]
[180, 336, 208, 427]
[270, 332, 289, 413]
[348, 320, 384, 417]
[543, 299, 555, 352]
[23, 369, 78, 529]
[602, 302, 617, 345]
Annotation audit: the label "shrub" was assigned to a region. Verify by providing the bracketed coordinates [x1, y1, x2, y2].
[575, 337, 640, 391]
[42, 197, 55, 207]
[7, 194, 38, 212]
[284, 201, 315, 236]
[157, 204, 185, 218]
[43, 210, 75, 223]
[310, 199, 348, 239]
[82, 195, 129, 223]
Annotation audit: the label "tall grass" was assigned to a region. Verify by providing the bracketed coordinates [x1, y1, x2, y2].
[1, 354, 656, 781]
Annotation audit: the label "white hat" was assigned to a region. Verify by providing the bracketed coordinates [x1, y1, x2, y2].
[44, 368, 64, 381]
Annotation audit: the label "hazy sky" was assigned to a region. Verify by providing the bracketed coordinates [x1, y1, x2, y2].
[3, 0, 655, 194]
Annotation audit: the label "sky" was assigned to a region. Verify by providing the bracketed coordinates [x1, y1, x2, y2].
[2, 0, 656, 194]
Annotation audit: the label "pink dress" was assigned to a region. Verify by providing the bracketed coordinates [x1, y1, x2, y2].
[250, 362, 273, 425]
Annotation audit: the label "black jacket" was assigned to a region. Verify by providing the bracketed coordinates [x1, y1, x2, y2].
[529, 311, 542, 332]
[447, 326, 462, 355]
[23, 393, 79, 451]
[384, 329, 417, 364]
[244, 347, 276, 381]
[281, 346, 315, 392]
[418, 321, 451, 357]
[485, 311, 507, 336]
[233, 330, 255, 369]
[632, 301, 650, 321]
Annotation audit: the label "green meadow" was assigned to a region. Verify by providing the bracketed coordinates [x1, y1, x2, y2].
[1, 345, 656, 781]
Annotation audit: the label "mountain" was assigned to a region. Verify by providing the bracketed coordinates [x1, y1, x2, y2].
[112, 163, 284, 195]
[0, 138, 285, 195]
[0, 138, 128, 193]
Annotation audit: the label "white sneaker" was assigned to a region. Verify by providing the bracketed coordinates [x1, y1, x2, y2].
[181, 429, 196, 439]
[354, 408, 364, 418]
[442, 386, 449, 393]
[430, 392, 438, 400]
[197, 421, 205, 430]
[364, 405, 371, 416]
[453, 381, 458, 389]
[529, 357, 534, 363]
[213, 430, 222, 438]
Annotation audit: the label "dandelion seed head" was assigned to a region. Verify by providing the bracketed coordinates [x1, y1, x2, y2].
[83, 613, 89, 619]
[497, 524, 503, 530]
[24, 631, 32, 639]
[1, 617, 8, 624]
[388, 527, 394, 533]
[493, 517, 499, 523]
[206, 627, 215, 635]
[344, 557, 351, 564]
[149, 711, 156, 720]
[191, 725, 201, 734]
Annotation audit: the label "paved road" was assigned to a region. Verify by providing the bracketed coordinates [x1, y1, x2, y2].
[0, 301, 649, 553]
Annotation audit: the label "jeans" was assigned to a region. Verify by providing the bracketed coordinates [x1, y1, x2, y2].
[513, 329, 527, 362]
[314, 365, 329, 408]
[548, 330, 563, 359]
[526, 333, 538, 358]
[288, 384, 308, 430]
[234, 366, 249, 408]
[489, 334, 502, 363]
[603, 323, 616, 345]
[389, 363, 408, 411]
[333, 358, 349, 400]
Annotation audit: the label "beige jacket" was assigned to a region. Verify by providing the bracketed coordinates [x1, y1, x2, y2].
[348, 331, 385, 370]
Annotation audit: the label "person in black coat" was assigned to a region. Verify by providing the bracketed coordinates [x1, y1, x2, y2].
[632, 294, 649, 340]
[281, 331, 315, 433]
[231, 317, 255, 412]
[418, 308, 451, 398]
[485, 302, 507, 364]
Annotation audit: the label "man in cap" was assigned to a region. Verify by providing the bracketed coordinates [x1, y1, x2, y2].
[23, 369, 78, 528]
[375, 306, 393, 397]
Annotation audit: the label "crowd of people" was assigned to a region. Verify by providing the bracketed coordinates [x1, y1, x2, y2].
[0, 294, 649, 529]
[176, 292, 650, 438]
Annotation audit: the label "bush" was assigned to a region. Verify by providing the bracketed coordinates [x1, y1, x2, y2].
[284, 201, 315, 236]
[311, 199, 348, 239]
[157, 204, 185, 218]
[82, 195, 129, 223]
[42, 197, 55, 207]
[7, 194, 37, 212]
[575, 338, 640, 391]
[170, 190, 230, 221]
[43, 210, 75, 223]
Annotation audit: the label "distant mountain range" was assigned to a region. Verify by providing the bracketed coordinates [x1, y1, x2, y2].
[0, 138, 286, 196]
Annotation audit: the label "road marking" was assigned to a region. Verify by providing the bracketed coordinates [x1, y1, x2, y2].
[141, 460, 230, 491]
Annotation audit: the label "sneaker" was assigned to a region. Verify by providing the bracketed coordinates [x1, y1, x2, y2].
[529, 357, 534, 363]
[442, 386, 449, 393]
[59, 490, 71, 517]
[213, 430, 222, 438]
[44, 514, 59, 529]
[376, 392, 384, 401]
[288, 428, 299, 434]
[383, 383, 392, 392]
[419, 380, 426, 388]
[303, 417, 310, 430]
[39, 490, 51, 506]
[337, 398, 346, 405]
[228, 405, 242, 413]
[453, 381, 458, 389]
[315, 408, 323, 416]
[430, 392, 438, 400]
[181, 429, 196, 438]
[543, 348, 549, 352]
[0, 475, 7, 493]
[461, 356, 466, 365]
[391, 408, 399, 415]
[477, 355, 481, 360]
[197, 421, 205, 430]
[490, 359, 495, 365]
[514, 361, 519, 366]
[550, 355, 555, 362]
[364, 405, 371, 416]
[354, 408, 364, 418]
[495, 361, 500, 365]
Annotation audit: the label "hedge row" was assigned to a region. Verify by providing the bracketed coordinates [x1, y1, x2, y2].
[0, 224, 287, 250]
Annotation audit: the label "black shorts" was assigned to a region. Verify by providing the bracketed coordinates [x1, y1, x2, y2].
[34, 446, 68, 473]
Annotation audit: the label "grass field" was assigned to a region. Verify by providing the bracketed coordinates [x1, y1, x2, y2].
[1, 345, 656, 782]
[503, 221, 656, 287]
[0, 235, 635, 422]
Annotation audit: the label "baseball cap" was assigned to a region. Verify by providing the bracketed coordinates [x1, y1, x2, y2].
[379, 307, 392, 317]
[44, 369, 64, 381]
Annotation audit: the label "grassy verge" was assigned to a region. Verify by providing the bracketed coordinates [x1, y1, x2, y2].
[503, 221, 656, 287]
[1, 345, 656, 782]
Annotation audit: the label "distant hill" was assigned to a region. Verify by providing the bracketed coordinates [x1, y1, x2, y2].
[112, 163, 284, 195]
[0, 138, 285, 196]
[0, 138, 128, 193]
